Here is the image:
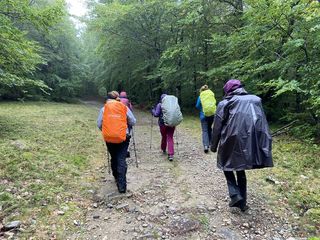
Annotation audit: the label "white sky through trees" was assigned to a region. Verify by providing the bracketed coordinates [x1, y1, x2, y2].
[66, 0, 88, 32]
[66, 0, 88, 17]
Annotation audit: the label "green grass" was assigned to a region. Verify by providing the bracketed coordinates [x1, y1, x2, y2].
[182, 115, 320, 236]
[197, 214, 209, 228]
[180, 115, 202, 137]
[0, 101, 104, 238]
[256, 136, 320, 234]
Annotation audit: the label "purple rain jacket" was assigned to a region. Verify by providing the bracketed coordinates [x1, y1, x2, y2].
[152, 94, 166, 126]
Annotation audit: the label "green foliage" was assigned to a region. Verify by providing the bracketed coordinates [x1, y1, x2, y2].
[0, 0, 83, 101]
[0, 72, 51, 100]
[1, 0, 319, 138]
[33, 14, 87, 101]
[82, 0, 320, 140]
[84, 0, 228, 105]
[98, 87, 107, 98]
[209, 0, 320, 139]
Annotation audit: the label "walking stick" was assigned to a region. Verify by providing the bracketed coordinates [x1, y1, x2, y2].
[132, 127, 138, 168]
[150, 113, 153, 149]
[176, 128, 179, 155]
[106, 149, 111, 174]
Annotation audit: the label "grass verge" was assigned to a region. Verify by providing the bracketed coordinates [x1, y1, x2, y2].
[181, 115, 320, 236]
[0, 101, 104, 238]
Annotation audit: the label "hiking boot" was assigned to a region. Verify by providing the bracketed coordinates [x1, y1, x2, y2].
[168, 155, 173, 161]
[229, 194, 243, 207]
[162, 150, 167, 154]
[204, 146, 209, 153]
[117, 183, 126, 194]
[238, 199, 249, 212]
[119, 188, 126, 194]
[240, 205, 249, 212]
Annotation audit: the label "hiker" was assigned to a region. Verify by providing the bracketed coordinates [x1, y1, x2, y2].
[97, 91, 136, 193]
[152, 94, 183, 161]
[119, 91, 133, 111]
[196, 85, 217, 153]
[211, 79, 273, 211]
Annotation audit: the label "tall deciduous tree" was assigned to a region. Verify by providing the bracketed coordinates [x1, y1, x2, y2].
[0, 0, 65, 99]
[0, 0, 85, 101]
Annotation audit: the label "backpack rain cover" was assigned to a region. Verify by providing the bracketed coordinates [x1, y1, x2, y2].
[200, 89, 217, 117]
[161, 95, 183, 127]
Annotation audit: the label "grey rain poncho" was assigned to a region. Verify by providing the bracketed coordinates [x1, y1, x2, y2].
[211, 88, 273, 171]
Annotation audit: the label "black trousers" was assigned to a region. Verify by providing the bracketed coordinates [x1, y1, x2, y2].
[224, 170, 247, 206]
[106, 139, 130, 191]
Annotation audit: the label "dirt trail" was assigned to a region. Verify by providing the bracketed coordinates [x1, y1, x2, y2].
[71, 106, 299, 240]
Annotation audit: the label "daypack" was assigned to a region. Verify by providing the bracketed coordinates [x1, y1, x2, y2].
[200, 89, 216, 117]
[161, 95, 183, 127]
[102, 100, 128, 143]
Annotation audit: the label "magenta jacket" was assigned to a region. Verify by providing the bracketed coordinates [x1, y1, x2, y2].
[119, 91, 133, 110]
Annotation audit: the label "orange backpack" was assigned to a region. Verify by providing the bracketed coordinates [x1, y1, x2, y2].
[102, 100, 128, 143]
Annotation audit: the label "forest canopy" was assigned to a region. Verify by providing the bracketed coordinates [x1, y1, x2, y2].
[0, 0, 84, 101]
[0, 0, 319, 140]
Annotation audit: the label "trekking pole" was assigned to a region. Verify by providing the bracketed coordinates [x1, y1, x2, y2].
[176, 128, 179, 155]
[106, 149, 111, 175]
[150, 113, 153, 149]
[132, 127, 138, 168]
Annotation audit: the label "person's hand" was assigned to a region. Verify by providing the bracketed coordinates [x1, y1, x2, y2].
[210, 146, 217, 153]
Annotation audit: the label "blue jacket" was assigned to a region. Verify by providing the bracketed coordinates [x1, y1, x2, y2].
[195, 96, 205, 120]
